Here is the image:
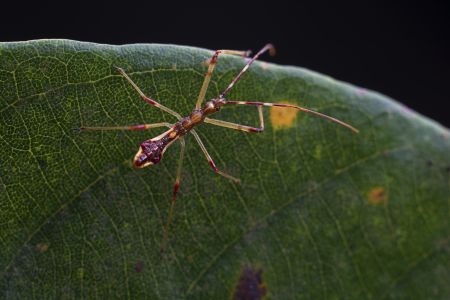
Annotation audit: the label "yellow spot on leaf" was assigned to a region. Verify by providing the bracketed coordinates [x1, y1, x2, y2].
[77, 268, 85, 279]
[367, 187, 388, 205]
[314, 144, 322, 160]
[270, 102, 298, 130]
[36, 243, 49, 253]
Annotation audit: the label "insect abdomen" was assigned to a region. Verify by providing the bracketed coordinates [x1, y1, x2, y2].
[136, 139, 165, 166]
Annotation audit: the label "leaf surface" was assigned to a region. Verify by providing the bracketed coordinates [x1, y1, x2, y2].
[0, 40, 449, 299]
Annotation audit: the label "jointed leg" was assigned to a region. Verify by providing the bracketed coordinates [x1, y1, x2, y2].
[220, 44, 275, 98]
[195, 49, 251, 109]
[191, 129, 241, 183]
[204, 106, 264, 133]
[79, 122, 172, 132]
[223, 100, 359, 133]
[160, 138, 185, 254]
[116, 67, 182, 120]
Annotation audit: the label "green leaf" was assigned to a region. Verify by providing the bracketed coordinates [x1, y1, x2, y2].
[0, 40, 448, 299]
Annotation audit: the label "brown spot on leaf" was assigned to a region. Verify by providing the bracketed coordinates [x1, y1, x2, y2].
[134, 260, 144, 273]
[368, 187, 388, 205]
[36, 243, 49, 253]
[270, 102, 298, 130]
[233, 266, 267, 300]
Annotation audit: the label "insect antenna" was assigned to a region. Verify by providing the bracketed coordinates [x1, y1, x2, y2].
[220, 43, 275, 99]
[224, 101, 359, 133]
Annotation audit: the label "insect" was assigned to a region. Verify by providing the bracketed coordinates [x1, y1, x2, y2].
[80, 44, 358, 252]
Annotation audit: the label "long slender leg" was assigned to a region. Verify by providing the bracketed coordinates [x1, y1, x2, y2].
[195, 49, 251, 109]
[116, 67, 182, 120]
[191, 129, 241, 183]
[204, 106, 264, 133]
[160, 138, 186, 254]
[220, 44, 275, 98]
[79, 122, 172, 131]
[223, 100, 359, 133]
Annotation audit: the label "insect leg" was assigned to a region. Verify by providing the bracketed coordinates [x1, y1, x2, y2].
[160, 138, 185, 254]
[223, 100, 359, 133]
[195, 49, 251, 109]
[220, 44, 275, 98]
[204, 106, 264, 133]
[191, 129, 241, 183]
[116, 67, 182, 120]
[79, 122, 172, 131]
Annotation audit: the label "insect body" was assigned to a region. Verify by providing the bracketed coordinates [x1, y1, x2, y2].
[80, 44, 358, 252]
[134, 99, 222, 168]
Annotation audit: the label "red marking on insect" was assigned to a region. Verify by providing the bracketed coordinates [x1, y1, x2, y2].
[248, 127, 262, 133]
[208, 160, 218, 172]
[132, 124, 146, 130]
[210, 52, 220, 64]
[144, 97, 157, 106]
[80, 44, 358, 253]
[173, 181, 180, 197]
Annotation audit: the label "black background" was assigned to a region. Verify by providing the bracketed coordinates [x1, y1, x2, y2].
[2, 1, 449, 127]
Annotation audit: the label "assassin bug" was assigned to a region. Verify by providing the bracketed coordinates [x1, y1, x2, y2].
[80, 44, 358, 252]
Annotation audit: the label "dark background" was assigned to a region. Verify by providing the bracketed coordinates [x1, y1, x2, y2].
[2, 1, 449, 127]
